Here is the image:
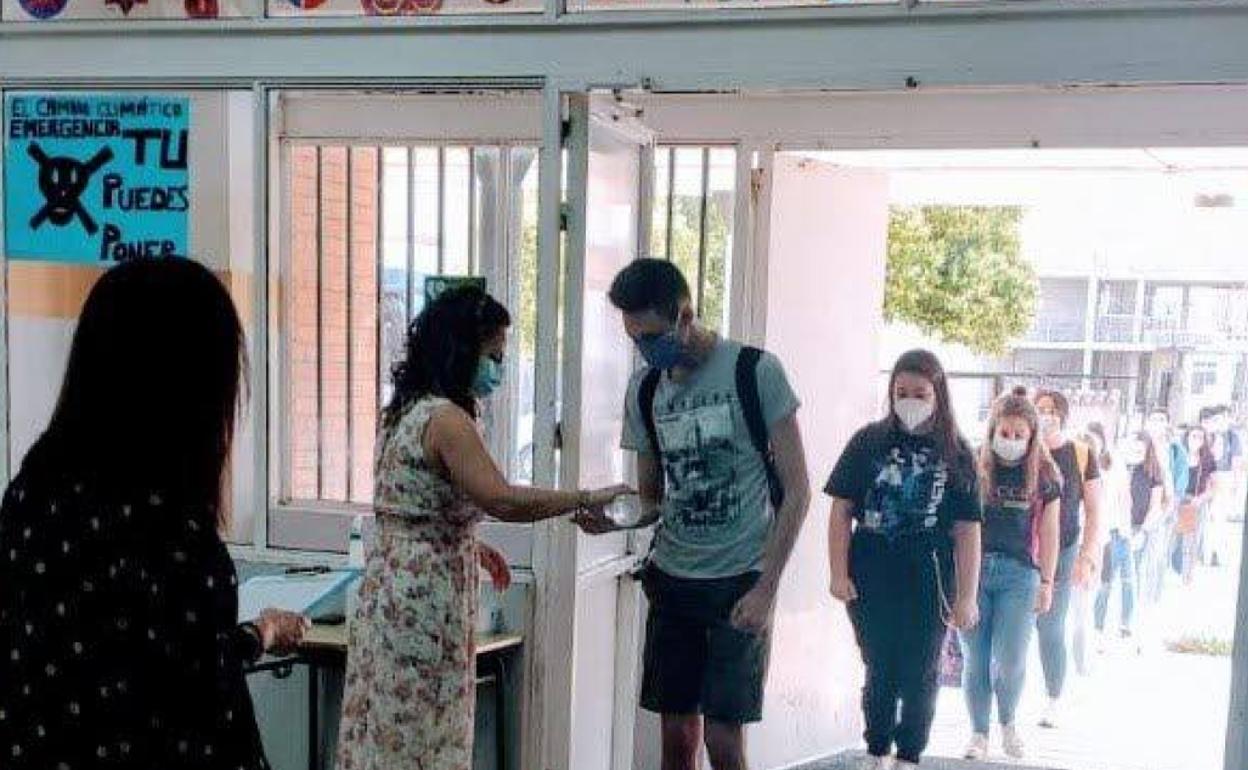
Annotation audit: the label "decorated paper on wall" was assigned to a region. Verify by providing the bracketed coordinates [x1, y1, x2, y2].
[267, 0, 537, 16]
[2, 0, 256, 19]
[4, 93, 190, 263]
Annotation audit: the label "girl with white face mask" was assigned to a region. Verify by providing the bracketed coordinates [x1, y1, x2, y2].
[826, 350, 983, 770]
[960, 387, 1061, 763]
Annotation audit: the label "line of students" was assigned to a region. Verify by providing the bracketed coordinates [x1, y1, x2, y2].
[828, 357, 1107, 767]
[0, 255, 1113, 770]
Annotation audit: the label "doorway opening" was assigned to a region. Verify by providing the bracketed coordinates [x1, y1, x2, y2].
[790, 147, 1248, 770]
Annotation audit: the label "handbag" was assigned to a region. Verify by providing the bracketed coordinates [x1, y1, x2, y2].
[938, 628, 964, 688]
[1177, 501, 1200, 536]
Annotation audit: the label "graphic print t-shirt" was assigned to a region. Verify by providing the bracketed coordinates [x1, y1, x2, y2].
[1130, 464, 1162, 529]
[983, 462, 1061, 568]
[824, 421, 982, 541]
[1051, 441, 1101, 549]
[621, 340, 800, 579]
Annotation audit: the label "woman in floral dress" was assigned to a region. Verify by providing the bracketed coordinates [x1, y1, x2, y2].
[337, 287, 628, 770]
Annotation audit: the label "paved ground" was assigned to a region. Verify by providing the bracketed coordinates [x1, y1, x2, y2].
[923, 521, 1241, 770]
[794, 751, 1060, 770]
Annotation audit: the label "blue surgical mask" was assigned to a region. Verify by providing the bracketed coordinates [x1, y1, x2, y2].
[635, 330, 689, 371]
[472, 356, 504, 399]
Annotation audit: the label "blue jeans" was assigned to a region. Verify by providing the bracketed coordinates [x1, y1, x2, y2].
[960, 554, 1039, 735]
[1036, 543, 1078, 699]
[1095, 530, 1135, 633]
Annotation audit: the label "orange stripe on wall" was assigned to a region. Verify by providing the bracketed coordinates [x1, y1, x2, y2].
[6, 262, 255, 325]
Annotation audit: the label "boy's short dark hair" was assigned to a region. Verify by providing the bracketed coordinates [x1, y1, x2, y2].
[608, 258, 691, 323]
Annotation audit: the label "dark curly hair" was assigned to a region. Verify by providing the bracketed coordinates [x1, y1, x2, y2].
[383, 286, 511, 428]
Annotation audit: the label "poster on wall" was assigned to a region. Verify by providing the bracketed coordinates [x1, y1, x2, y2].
[3, 93, 190, 263]
[424, 274, 486, 305]
[1, 0, 260, 21]
[266, 0, 541, 17]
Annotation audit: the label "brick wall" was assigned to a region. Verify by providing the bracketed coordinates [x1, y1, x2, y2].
[288, 146, 379, 504]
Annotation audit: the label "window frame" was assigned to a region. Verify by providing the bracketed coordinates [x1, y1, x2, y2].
[270, 134, 542, 554]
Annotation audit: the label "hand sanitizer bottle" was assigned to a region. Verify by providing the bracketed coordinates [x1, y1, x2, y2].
[348, 515, 366, 570]
[346, 515, 365, 622]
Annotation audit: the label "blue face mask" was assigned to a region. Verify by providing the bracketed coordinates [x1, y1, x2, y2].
[635, 330, 689, 371]
[472, 356, 504, 399]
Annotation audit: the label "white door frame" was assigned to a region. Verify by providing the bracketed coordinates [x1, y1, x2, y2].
[635, 84, 1248, 770]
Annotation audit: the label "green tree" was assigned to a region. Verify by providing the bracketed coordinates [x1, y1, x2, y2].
[663, 194, 730, 334]
[886, 206, 1036, 355]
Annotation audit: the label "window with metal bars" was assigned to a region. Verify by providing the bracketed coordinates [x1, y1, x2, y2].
[281, 143, 539, 518]
[649, 146, 737, 333]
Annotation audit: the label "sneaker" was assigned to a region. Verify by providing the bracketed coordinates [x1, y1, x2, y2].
[1002, 724, 1026, 759]
[855, 754, 893, 770]
[1038, 698, 1060, 729]
[964, 733, 989, 761]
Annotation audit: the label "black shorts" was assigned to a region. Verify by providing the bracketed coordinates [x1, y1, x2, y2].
[639, 566, 771, 724]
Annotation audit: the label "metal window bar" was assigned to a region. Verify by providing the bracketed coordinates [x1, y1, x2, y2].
[315, 146, 325, 501]
[375, 146, 385, 421]
[468, 148, 478, 275]
[345, 148, 355, 504]
[695, 146, 711, 316]
[406, 146, 416, 325]
[664, 148, 676, 262]
[437, 146, 447, 278]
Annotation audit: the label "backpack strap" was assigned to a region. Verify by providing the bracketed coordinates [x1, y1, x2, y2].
[638, 367, 663, 455]
[736, 346, 785, 510]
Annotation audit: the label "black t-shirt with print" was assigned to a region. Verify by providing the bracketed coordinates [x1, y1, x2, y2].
[826, 420, 983, 542]
[1050, 441, 1101, 549]
[982, 462, 1061, 569]
[1130, 464, 1162, 529]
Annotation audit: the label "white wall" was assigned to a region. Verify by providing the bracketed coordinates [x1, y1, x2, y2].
[745, 155, 890, 768]
[4, 90, 259, 542]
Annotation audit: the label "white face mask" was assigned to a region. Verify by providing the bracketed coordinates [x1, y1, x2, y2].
[895, 398, 935, 433]
[1039, 415, 1062, 437]
[993, 435, 1029, 465]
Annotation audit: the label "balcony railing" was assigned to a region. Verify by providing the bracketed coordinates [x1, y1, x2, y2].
[1142, 317, 1248, 348]
[1023, 316, 1087, 344]
[1094, 314, 1138, 344]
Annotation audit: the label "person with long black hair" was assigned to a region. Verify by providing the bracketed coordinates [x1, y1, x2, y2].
[827, 350, 983, 770]
[336, 286, 629, 770]
[0, 258, 309, 770]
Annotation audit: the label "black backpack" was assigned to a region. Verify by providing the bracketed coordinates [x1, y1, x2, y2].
[637, 346, 785, 510]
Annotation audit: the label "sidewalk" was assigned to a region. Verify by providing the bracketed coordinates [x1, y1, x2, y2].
[925, 523, 1241, 770]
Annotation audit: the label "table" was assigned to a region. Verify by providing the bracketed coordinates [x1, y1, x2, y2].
[245, 623, 523, 770]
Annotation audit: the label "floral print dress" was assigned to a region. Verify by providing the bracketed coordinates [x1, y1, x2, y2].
[337, 397, 483, 770]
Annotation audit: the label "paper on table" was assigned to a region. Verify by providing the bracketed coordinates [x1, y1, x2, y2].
[237, 571, 358, 624]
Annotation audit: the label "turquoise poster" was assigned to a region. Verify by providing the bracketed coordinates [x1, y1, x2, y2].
[4, 93, 190, 263]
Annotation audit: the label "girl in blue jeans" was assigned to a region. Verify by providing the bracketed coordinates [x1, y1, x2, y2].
[961, 388, 1061, 762]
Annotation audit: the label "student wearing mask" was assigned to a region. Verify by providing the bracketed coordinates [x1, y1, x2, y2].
[827, 350, 982, 770]
[961, 388, 1060, 763]
[575, 259, 811, 770]
[1177, 425, 1218, 584]
[1201, 406, 1243, 568]
[1092, 426, 1139, 645]
[336, 287, 629, 770]
[1032, 390, 1101, 728]
[1073, 426, 1114, 675]
[1143, 409, 1185, 601]
[1095, 431, 1165, 648]
[0, 259, 308, 770]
